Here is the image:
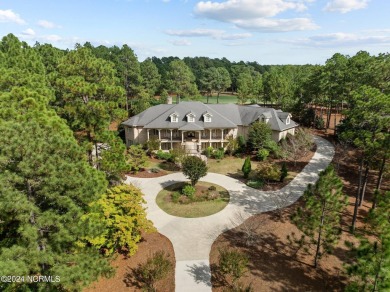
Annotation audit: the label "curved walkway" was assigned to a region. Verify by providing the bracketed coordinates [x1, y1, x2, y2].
[125, 136, 334, 292]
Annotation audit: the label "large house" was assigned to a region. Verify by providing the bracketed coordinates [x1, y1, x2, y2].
[122, 101, 298, 153]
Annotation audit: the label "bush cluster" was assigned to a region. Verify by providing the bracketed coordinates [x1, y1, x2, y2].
[182, 184, 196, 199]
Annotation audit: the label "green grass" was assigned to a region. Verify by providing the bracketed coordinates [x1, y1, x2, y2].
[180, 94, 249, 104]
[145, 158, 179, 173]
[207, 156, 246, 177]
[156, 181, 230, 218]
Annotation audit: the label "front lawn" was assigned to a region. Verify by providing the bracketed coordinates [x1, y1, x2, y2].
[156, 182, 230, 218]
[206, 156, 245, 177]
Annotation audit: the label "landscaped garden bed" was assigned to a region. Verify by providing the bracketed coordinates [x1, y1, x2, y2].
[156, 181, 230, 218]
[85, 232, 175, 292]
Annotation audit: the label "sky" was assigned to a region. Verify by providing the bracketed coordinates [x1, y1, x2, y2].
[0, 0, 389, 64]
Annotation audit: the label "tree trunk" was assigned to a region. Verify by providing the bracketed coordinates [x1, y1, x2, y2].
[352, 156, 364, 233]
[87, 131, 93, 166]
[372, 155, 386, 209]
[314, 202, 326, 268]
[326, 103, 332, 129]
[95, 142, 99, 170]
[373, 253, 384, 292]
[217, 92, 220, 104]
[125, 96, 129, 117]
[358, 164, 370, 206]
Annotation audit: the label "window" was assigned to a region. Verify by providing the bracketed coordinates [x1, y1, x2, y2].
[171, 114, 178, 123]
[187, 114, 195, 123]
[204, 115, 211, 122]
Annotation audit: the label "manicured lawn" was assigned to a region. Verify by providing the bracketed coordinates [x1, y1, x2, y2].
[207, 156, 246, 178]
[156, 182, 230, 218]
[181, 94, 250, 104]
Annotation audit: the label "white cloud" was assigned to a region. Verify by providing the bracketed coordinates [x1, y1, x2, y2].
[21, 28, 35, 36]
[194, 0, 307, 20]
[281, 31, 390, 47]
[19, 32, 62, 43]
[42, 34, 62, 42]
[193, 0, 318, 32]
[234, 17, 318, 32]
[324, 0, 369, 13]
[38, 20, 60, 29]
[168, 39, 192, 46]
[165, 28, 252, 40]
[0, 9, 26, 24]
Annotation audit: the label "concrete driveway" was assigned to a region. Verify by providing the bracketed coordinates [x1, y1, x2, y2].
[125, 136, 334, 292]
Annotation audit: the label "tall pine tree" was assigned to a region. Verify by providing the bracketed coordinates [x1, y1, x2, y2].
[291, 166, 347, 268]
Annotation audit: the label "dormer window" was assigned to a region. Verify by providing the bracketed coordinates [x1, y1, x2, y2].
[259, 112, 271, 124]
[203, 112, 212, 123]
[170, 112, 179, 123]
[186, 112, 196, 123]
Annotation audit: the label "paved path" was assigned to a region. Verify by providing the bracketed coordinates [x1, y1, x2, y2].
[125, 136, 334, 292]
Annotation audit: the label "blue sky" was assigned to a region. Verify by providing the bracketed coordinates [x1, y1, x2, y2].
[0, 0, 389, 64]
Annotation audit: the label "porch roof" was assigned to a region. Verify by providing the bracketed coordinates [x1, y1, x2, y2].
[179, 123, 204, 131]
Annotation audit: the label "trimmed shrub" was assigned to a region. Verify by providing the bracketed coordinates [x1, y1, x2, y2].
[171, 192, 180, 203]
[136, 251, 173, 291]
[237, 135, 246, 153]
[241, 157, 251, 179]
[256, 162, 281, 182]
[218, 248, 249, 285]
[280, 162, 288, 182]
[208, 185, 216, 191]
[204, 146, 214, 158]
[156, 150, 172, 161]
[256, 149, 269, 161]
[213, 147, 225, 160]
[150, 168, 160, 173]
[246, 179, 264, 189]
[182, 184, 196, 199]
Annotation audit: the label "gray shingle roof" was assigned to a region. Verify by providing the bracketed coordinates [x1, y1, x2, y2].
[122, 101, 297, 132]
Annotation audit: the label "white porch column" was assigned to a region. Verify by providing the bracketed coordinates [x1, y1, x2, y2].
[209, 129, 212, 147]
[158, 129, 161, 150]
[170, 129, 173, 149]
[221, 129, 224, 148]
[147, 129, 150, 141]
[182, 131, 184, 143]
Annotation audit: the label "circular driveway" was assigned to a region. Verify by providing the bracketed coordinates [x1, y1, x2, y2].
[125, 136, 334, 292]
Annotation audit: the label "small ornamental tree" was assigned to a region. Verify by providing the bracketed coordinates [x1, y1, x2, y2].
[182, 156, 208, 186]
[242, 157, 252, 179]
[280, 162, 288, 182]
[290, 165, 347, 268]
[127, 144, 148, 173]
[81, 184, 155, 256]
[247, 121, 272, 151]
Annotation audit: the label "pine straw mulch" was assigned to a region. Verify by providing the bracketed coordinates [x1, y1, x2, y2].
[210, 132, 389, 291]
[85, 232, 175, 292]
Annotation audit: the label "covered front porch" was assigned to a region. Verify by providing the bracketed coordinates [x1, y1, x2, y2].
[146, 128, 231, 153]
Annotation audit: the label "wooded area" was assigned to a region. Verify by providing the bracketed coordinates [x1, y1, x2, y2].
[0, 33, 389, 291]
